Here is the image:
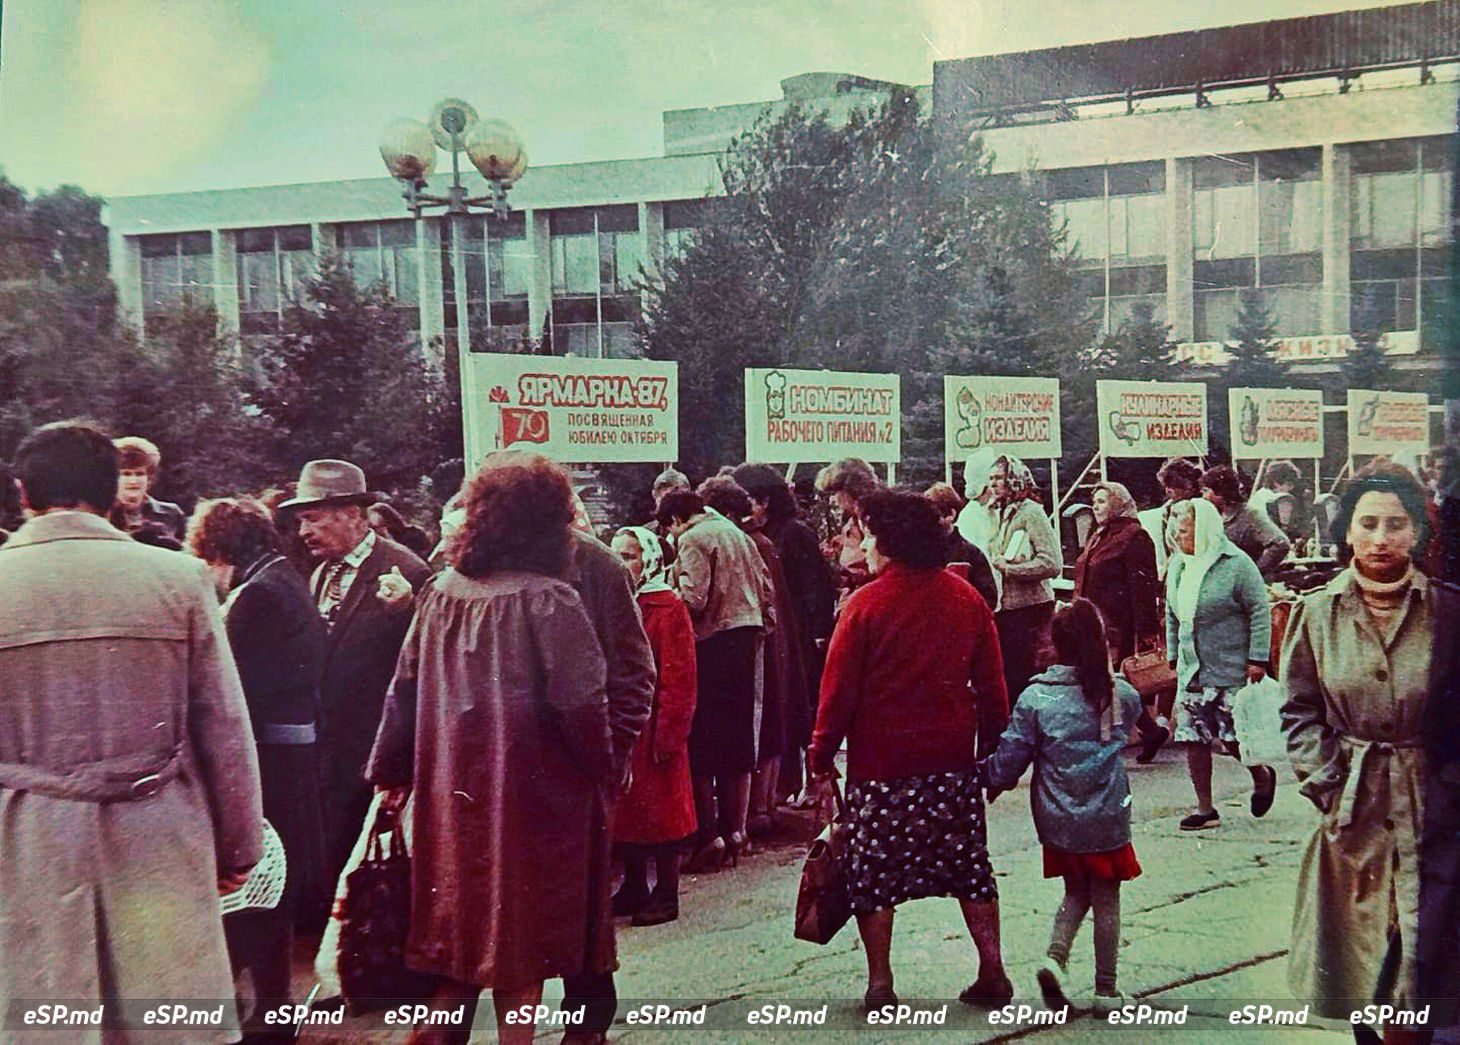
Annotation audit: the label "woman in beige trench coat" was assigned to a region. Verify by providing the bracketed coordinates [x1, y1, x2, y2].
[1280, 468, 1445, 1043]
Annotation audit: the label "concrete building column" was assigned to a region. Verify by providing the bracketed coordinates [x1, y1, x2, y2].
[109, 225, 144, 335]
[312, 223, 338, 257]
[212, 230, 240, 336]
[526, 209, 552, 344]
[1166, 157, 1194, 344]
[417, 217, 446, 356]
[1321, 143, 1352, 334]
[640, 201, 664, 272]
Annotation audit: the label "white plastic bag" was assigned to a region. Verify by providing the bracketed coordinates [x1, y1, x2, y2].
[312, 791, 414, 998]
[1231, 676, 1287, 767]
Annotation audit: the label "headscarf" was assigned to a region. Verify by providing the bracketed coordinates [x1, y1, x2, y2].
[616, 525, 675, 595]
[1093, 482, 1139, 525]
[962, 448, 1003, 503]
[1174, 497, 1228, 625]
[993, 453, 1037, 509]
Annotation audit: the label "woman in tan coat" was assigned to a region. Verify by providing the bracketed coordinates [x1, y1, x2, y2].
[1281, 468, 1443, 1042]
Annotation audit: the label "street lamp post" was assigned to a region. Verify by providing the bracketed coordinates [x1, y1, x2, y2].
[379, 98, 527, 468]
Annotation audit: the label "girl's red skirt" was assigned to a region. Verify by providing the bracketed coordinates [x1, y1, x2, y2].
[1042, 842, 1142, 881]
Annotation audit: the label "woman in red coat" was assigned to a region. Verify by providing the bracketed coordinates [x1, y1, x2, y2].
[610, 526, 698, 925]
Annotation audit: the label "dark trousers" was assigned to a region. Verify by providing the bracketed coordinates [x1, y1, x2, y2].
[996, 602, 1055, 701]
[562, 971, 616, 1034]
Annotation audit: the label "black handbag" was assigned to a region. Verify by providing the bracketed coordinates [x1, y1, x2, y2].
[336, 806, 435, 1013]
[793, 780, 852, 945]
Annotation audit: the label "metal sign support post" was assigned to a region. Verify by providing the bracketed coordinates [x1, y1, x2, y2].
[1048, 458, 1061, 528]
[1056, 453, 1103, 515]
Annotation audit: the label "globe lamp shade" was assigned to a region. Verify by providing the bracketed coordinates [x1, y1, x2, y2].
[466, 120, 528, 186]
[379, 119, 437, 181]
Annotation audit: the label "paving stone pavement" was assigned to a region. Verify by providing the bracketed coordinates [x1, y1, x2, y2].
[293, 747, 1453, 1042]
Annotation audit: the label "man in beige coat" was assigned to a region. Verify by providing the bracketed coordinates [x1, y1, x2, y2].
[0, 423, 262, 1043]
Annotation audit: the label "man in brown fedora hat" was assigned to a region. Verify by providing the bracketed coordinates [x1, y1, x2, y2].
[279, 459, 431, 916]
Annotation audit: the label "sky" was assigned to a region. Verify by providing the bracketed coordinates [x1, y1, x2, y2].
[0, 0, 1422, 200]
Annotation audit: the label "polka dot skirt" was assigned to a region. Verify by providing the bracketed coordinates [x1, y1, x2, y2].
[844, 769, 998, 914]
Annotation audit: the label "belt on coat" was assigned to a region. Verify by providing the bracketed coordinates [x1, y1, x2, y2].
[1335, 736, 1422, 828]
[257, 722, 316, 745]
[0, 746, 183, 803]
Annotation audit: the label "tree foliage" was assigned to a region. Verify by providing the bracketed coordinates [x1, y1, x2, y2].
[636, 95, 1094, 495]
[249, 254, 458, 490]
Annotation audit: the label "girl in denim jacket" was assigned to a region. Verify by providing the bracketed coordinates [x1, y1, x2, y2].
[981, 598, 1143, 1014]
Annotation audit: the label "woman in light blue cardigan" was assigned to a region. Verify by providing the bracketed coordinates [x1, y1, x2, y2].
[1165, 498, 1275, 831]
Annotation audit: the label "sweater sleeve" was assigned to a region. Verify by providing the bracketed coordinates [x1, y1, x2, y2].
[808, 598, 867, 776]
[1233, 554, 1273, 665]
[998, 503, 1062, 582]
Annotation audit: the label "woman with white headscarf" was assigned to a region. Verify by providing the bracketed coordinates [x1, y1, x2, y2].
[1165, 498, 1275, 831]
[957, 448, 1004, 554]
[987, 453, 1063, 700]
[609, 526, 699, 925]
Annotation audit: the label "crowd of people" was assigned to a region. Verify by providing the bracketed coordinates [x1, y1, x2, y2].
[0, 422, 1457, 1044]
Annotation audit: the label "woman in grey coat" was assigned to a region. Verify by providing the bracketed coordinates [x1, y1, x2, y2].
[1166, 498, 1275, 831]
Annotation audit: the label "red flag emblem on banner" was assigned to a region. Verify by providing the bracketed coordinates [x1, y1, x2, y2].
[500, 407, 550, 445]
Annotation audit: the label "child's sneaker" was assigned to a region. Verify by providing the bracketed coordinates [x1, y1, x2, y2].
[1091, 991, 1128, 1015]
[1035, 959, 1070, 1011]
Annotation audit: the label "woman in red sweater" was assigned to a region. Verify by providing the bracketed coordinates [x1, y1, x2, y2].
[610, 526, 699, 925]
[809, 489, 1012, 1011]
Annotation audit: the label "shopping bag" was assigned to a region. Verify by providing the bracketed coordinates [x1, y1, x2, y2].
[793, 781, 851, 944]
[1120, 648, 1176, 702]
[315, 790, 412, 998]
[335, 802, 434, 1013]
[1231, 676, 1287, 767]
[219, 820, 287, 916]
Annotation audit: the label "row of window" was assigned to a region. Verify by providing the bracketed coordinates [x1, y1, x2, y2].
[134, 135, 1456, 351]
[1046, 137, 1453, 341]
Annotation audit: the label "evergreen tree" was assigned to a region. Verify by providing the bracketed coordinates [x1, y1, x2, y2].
[108, 304, 278, 507]
[1225, 288, 1289, 388]
[1341, 296, 1397, 390]
[251, 255, 456, 491]
[634, 96, 1092, 496]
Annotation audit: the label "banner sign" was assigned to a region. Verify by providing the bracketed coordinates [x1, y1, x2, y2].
[1347, 389, 1429, 457]
[1228, 388, 1325, 459]
[944, 375, 1061, 462]
[1174, 330, 1419, 366]
[744, 368, 900, 464]
[1096, 379, 1209, 459]
[467, 353, 679, 464]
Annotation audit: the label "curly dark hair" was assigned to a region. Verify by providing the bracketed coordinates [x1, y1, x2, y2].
[697, 475, 753, 523]
[450, 453, 575, 578]
[731, 463, 798, 524]
[1332, 463, 1430, 563]
[186, 497, 280, 567]
[857, 489, 946, 570]
[655, 490, 704, 530]
[1200, 464, 1247, 508]
[1156, 458, 1203, 496]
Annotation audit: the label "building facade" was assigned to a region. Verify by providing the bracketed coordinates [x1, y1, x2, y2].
[105, 4, 1458, 376]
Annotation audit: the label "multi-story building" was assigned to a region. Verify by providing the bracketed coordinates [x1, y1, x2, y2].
[105, 2, 1458, 377]
[103, 73, 920, 359]
[936, 0, 1458, 374]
